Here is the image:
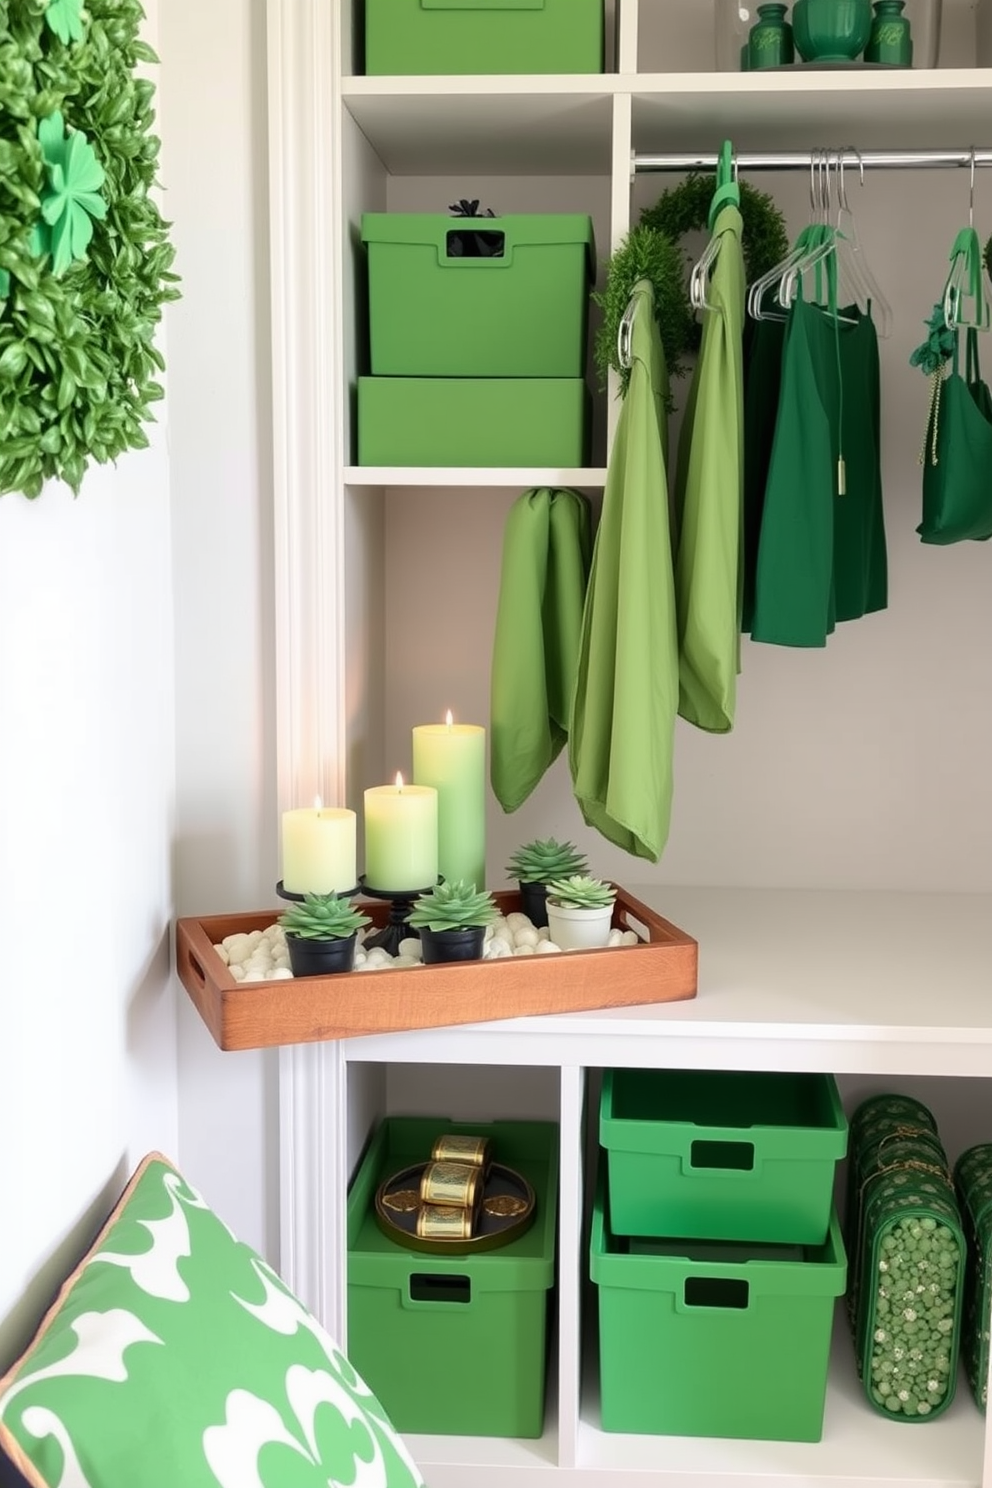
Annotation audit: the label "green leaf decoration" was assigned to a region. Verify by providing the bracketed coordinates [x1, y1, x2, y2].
[33, 111, 107, 276]
[0, 269, 9, 300]
[44, 0, 85, 45]
[0, 0, 180, 498]
[910, 302, 957, 378]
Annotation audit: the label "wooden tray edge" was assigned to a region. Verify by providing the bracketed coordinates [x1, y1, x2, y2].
[175, 886, 698, 1053]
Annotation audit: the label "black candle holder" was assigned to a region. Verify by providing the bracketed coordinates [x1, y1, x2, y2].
[357, 875, 438, 958]
[275, 881, 361, 904]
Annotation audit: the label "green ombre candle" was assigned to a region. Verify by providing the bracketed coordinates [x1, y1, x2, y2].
[363, 774, 438, 891]
[412, 713, 487, 891]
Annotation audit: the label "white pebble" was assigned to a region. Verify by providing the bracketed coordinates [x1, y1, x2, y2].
[212, 943, 230, 964]
[513, 945, 535, 956]
[243, 970, 267, 982]
[272, 967, 294, 980]
[506, 912, 532, 931]
[353, 949, 367, 967]
[537, 939, 561, 953]
[397, 937, 422, 961]
[229, 964, 246, 981]
[492, 928, 515, 949]
[364, 948, 392, 967]
[247, 930, 264, 949]
[607, 928, 625, 947]
[273, 956, 291, 971]
[491, 915, 509, 932]
[485, 938, 511, 959]
[620, 929, 640, 946]
[224, 933, 250, 957]
[514, 926, 540, 948]
[392, 956, 421, 968]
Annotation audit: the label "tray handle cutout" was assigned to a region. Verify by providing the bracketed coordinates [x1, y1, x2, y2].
[408, 1273, 472, 1306]
[684, 1276, 750, 1310]
[186, 950, 207, 988]
[690, 1139, 755, 1172]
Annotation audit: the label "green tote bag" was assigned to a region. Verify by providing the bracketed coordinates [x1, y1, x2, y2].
[919, 328, 992, 545]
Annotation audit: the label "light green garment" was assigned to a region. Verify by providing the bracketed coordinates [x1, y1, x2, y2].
[490, 487, 592, 812]
[674, 203, 745, 733]
[568, 280, 677, 863]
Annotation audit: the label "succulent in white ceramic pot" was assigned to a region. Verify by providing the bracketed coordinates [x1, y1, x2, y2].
[544, 875, 617, 951]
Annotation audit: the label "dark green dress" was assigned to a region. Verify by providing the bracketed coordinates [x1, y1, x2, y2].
[750, 296, 887, 648]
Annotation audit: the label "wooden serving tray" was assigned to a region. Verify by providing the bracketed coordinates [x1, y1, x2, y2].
[174, 886, 697, 1051]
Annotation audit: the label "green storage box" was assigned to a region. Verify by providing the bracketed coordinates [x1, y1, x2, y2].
[591, 1178, 847, 1442]
[600, 1069, 848, 1244]
[347, 1116, 558, 1437]
[357, 376, 589, 466]
[362, 214, 594, 377]
[365, 0, 604, 77]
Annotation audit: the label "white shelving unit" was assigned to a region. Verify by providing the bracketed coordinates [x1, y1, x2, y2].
[264, 2, 992, 1483]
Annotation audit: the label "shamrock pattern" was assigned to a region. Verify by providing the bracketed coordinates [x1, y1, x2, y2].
[0, 1157, 425, 1488]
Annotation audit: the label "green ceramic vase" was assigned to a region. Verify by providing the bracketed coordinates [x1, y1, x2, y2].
[793, 0, 873, 61]
[865, 0, 914, 65]
[748, 3, 795, 68]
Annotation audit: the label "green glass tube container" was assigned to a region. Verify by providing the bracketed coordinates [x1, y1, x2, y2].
[866, 0, 914, 63]
[749, 3, 795, 68]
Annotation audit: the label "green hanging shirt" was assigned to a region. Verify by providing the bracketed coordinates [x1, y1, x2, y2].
[568, 280, 678, 863]
[673, 204, 745, 733]
[490, 487, 592, 812]
[751, 297, 887, 648]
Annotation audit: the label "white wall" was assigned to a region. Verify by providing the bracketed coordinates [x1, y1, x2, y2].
[159, 0, 279, 1261]
[0, 0, 178, 1350]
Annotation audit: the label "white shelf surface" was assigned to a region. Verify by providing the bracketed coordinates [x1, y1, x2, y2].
[342, 71, 992, 174]
[342, 81, 615, 174]
[341, 887, 992, 1076]
[577, 1318, 984, 1487]
[632, 70, 992, 155]
[344, 466, 608, 488]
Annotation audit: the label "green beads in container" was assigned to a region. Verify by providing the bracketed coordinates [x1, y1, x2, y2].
[847, 1095, 965, 1421]
[954, 1143, 992, 1412]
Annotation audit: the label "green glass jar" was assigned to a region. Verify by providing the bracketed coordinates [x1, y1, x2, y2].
[748, 3, 795, 68]
[866, 0, 914, 64]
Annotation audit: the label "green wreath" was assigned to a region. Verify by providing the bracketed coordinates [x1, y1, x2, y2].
[594, 174, 789, 398]
[0, 0, 179, 498]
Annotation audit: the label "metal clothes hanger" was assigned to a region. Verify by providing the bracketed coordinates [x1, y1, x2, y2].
[834, 147, 893, 337]
[942, 149, 992, 332]
[690, 140, 740, 313]
[748, 149, 832, 322]
[778, 151, 860, 325]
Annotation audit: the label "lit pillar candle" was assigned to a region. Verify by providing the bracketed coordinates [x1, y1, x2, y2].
[363, 774, 438, 891]
[281, 798, 357, 895]
[412, 713, 486, 890]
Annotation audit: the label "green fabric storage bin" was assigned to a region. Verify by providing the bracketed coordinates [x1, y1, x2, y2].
[347, 1116, 559, 1437]
[365, 0, 604, 76]
[600, 1069, 848, 1245]
[362, 213, 594, 378]
[357, 376, 589, 466]
[591, 1178, 847, 1442]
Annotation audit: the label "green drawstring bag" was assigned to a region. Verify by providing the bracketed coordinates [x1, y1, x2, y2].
[919, 327, 992, 544]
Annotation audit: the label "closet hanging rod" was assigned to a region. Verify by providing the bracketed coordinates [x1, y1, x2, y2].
[633, 148, 992, 174]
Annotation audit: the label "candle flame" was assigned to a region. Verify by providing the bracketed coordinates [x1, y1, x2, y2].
[313, 794, 323, 812]
[395, 772, 404, 792]
[445, 710, 453, 728]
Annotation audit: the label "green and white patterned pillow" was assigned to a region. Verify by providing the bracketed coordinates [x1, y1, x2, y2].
[0, 1154, 424, 1488]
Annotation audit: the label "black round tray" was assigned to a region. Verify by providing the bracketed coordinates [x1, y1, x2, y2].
[375, 1160, 536, 1255]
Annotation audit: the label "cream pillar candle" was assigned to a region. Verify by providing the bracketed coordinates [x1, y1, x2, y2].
[412, 713, 486, 890]
[281, 798, 357, 895]
[363, 774, 439, 891]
